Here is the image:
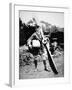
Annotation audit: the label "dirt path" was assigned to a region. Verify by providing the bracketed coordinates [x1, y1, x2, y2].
[19, 53, 64, 79]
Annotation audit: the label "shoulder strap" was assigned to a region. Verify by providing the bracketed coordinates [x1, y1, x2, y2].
[35, 32, 42, 41]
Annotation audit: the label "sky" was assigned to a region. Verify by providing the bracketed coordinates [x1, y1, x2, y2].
[19, 11, 64, 28]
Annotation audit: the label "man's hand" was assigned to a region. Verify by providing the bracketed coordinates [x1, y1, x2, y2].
[29, 44, 32, 48]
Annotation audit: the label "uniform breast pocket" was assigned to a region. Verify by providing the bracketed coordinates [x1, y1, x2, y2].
[32, 40, 40, 47]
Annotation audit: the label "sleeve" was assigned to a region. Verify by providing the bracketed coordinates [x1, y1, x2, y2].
[27, 33, 36, 47]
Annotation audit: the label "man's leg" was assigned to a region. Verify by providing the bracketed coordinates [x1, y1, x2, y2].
[43, 60, 47, 70]
[34, 60, 37, 69]
[34, 56, 38, 71]
[42, 54, 50, 72]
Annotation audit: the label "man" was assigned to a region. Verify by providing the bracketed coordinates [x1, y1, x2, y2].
[27, 26, 50, 72]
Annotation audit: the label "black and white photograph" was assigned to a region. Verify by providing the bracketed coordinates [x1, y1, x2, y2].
[19, 10, 64, 79]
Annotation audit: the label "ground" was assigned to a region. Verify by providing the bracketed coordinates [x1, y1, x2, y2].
[19, 51, 64, 79]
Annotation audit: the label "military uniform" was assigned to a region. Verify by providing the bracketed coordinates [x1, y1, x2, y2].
[27, 29, 50, 71]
